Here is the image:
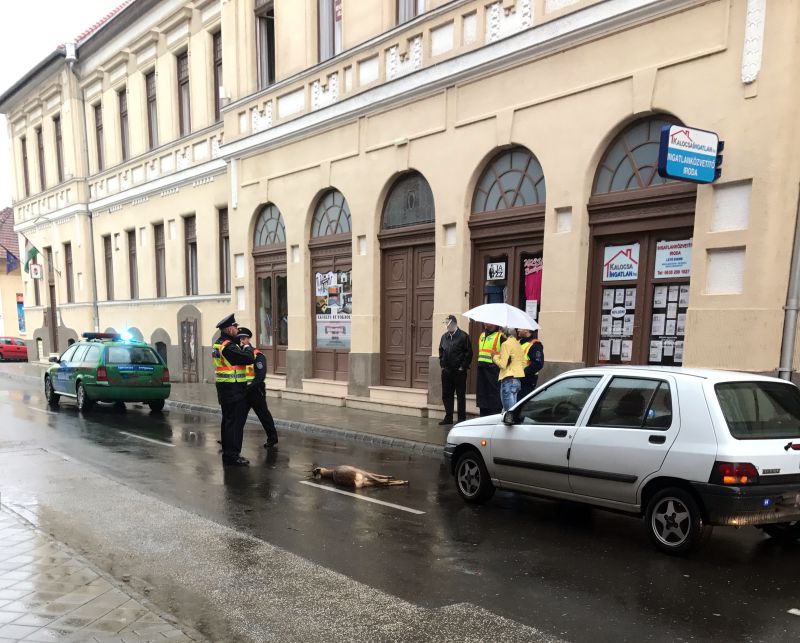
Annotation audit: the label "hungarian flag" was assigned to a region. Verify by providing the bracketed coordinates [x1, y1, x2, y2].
[23, 237, 39, 274]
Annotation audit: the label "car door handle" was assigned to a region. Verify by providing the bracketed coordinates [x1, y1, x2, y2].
[649, 435, 666, 445]
[554, 429, 568, 438]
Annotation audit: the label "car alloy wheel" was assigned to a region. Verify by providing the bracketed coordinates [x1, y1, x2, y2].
[645, 487, 711, 555]
[454, 451, 495, 504]
[76, 383, 92, 412]
[652, 497, 691, 546]
[44, 377, 59, 407]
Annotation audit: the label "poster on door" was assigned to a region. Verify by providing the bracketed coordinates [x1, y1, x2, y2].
[315, 270, 352, 349]
[603, 243, 640, 282]
[654, 239, 693, 278]
[649, 281, 689, 365]
[597, 285, 636, 364]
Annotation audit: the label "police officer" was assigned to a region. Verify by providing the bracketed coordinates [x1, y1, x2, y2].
[212, 314, 254, 466]
[475, 323, 505, 416]
[518, 328, 544, 399]
[237, 327, 279, 448]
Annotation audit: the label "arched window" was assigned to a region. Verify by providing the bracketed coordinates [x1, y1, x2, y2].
[593, 117, 678, 194]
[254, 204, 286, 247]
[312, 190, 351, 237]
[472, 147, 546, 214]
[382, 171, 435, 229]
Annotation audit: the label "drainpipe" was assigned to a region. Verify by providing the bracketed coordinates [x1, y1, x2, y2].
[778, 190, 800, 381]
[66, 43, 100, 332]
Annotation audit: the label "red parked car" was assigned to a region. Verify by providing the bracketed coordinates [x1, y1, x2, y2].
[0, 337, 28, 361]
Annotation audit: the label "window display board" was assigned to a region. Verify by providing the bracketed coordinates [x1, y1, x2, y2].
[648, 283, 688, 365]
[315, 270, 352, 349]
[598, 285, 636, 364]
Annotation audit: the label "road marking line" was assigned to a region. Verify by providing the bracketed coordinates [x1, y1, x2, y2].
[788, 608, 800, 616]
[299, 480, 425, 514]
[27, 407, 57, 415]
[117, 431, 176, 448]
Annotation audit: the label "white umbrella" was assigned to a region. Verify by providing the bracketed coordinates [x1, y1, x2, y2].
[463, 303, 540, 331]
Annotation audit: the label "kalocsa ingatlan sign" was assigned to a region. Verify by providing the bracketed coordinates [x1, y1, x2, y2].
[657, 125, 723, 184]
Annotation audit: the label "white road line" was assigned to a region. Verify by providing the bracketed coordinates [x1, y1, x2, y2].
[788, 608, 800, 616]
[299, 480, 425, 515]
[27, 407, 56, 415]
[117, 431, 176, 448]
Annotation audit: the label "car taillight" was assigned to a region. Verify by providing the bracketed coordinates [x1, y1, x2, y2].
[709, 461, 759, 486]
[161, 368, 170, 383]
[97, 366, 108, 382]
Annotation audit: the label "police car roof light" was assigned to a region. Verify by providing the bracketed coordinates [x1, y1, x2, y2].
[82, 332, 121, 340]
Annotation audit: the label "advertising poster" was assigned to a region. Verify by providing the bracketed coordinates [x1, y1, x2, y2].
[16, 293, 25, 333]
[649, 340, 663, 362]
[315, 270, 352, 349]
[602, 289, 614, 309]
[603, 243, 640, 282]
[654, 239, 693, 279]
[653, 286, 667, 308]
[621, 340, 633, 362]
[598, 339, 611, 361]
[625, 288, 636, 308]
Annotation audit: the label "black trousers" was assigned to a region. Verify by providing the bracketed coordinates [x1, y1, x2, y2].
[441, 368, 467, 422]
[246, 384, 278, 443]
[220, 399, 248, 459]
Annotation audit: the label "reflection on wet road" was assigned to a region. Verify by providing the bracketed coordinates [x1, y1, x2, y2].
[1, 381, 800, 642]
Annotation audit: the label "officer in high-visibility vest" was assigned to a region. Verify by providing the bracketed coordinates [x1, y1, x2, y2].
[518, 328, 545, 399]
[475, 323, 505, 416]
[237, 327, 279, 448]
[213, 313, 255, 466]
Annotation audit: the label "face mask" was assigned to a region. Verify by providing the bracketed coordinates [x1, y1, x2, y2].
[447, 321, 457, 333]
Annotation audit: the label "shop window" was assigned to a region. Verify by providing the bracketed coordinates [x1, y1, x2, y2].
[254, 203, 286, 246]
[472, 147, 546, 214]
[311, 190, 351, 237]
[593, 117, 677, 195]
[382, 171, 435, 229]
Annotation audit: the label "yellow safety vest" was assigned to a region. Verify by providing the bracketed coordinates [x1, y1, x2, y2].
[523, 339, 541, 360]
[213, 340, 248, 383]
[245, 348, 263, 382]
[477, 331, 503, 364]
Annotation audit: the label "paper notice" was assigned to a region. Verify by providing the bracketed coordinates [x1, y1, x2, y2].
[668, 285, 679, 302]
[615, 289, 625, 304]
[611, 339, 622, 356]
[665, 319, 676, 336]
[663, 339, 675, 357]
[676, 313, 686, 335]
[679, 285, 690, 307]
[526, 300, 538, 318]
[667, 303, 678, 319]
[612, 319, 623, 336]
[625, 288, 636, 308]
[599, 339, 611, 361]
[674, 340, 685, 362]
[652, 313, 665, 336]
[601, 315, 612, 336]
[621, 340, 633, 362]
[623, 314, 634, 336]
[602, 289, 614, 310]
[654, 286, 668, 308]
[649, 340, 663, 362]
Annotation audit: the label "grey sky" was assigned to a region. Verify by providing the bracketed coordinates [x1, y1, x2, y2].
[0, 0, 125, 209]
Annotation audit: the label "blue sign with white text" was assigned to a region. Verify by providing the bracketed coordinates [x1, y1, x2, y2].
[657, 125, 721, 184]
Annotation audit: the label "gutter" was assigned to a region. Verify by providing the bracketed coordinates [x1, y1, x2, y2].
[778, 188, 800, 380]
[0, 49, 65, 111]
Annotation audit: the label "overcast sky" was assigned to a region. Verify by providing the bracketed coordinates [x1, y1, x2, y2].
[0, 0, 125, 209]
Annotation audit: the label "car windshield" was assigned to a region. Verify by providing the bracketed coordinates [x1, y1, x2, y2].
[106, 345, 161, 365]
[715, 381, 800, 440]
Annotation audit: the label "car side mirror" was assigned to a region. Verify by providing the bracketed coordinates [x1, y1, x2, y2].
[48, 356, 59, 363]
[502, 411, 516, 426]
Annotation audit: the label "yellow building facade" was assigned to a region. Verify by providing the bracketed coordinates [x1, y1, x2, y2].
[2, 0, 799, 416]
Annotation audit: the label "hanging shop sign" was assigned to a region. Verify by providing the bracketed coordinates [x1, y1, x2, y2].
[486, 262, 506, 281]
[658, 125, 722, 184]
[654, 239, 693, 279]
[602, 243, 639, 282]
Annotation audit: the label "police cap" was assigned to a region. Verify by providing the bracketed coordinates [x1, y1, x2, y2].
[237, 327, 253, 338]
[216, 313, 238, 329]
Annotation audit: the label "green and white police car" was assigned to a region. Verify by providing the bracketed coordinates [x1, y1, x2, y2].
[44, 333, 171, 412]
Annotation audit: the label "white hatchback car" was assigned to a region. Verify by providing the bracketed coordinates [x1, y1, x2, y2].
[444, 367, 800, 554]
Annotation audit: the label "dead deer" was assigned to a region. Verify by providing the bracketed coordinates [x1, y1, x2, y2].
[311, 465, 408, 489]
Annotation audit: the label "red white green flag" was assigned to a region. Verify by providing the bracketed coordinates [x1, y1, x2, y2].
[23, 237, 39, 273]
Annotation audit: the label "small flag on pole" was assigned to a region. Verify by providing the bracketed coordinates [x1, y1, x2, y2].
[23, 236, 39, 274]
[6, 249, 19, 274]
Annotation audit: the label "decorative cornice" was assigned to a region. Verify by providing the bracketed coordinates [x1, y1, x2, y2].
[741, 0, 765, 84]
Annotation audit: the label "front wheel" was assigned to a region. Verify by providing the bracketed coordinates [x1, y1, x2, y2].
[645, 487, 712, 555]
[44, 376, 59, 407]
[759, 521, 800, 543]
[148, 399, 165, 412]
[454, 450, 495, 503]
[76, 383, 93, 413]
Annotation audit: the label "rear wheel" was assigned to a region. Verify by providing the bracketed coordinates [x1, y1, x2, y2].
[454, 450, 495, 503]
[759, 521, 800, 543]
[148, 399, 165, 412]
[76, 383, 93, 413]
[44, 376, 59, 407]
[645, 487, 712, 555]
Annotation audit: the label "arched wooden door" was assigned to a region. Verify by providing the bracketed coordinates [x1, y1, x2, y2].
[585, 116, 697, 366]
[379, 171, 435, 389]
[310, 189, 353, 381]
[253, 203, 288, 374]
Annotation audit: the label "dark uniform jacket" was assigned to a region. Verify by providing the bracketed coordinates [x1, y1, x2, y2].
[214, 332, 255, 404]
[519, 337, 545, 397]
[248, 348, 268, 390]
[438, 328, 473, 372]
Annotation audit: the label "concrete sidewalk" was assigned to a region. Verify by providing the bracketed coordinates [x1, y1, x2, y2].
[0, 363, 449, 455]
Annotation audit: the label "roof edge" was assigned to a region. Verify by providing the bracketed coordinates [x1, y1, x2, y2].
[0, 49, 66, 113]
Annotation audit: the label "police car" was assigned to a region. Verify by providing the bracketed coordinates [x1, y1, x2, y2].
[44, 332, 171, 412]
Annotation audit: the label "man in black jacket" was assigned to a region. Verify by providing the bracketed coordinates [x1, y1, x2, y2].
[238, 327, 279, 448]
[212, 314, 255, 466]
[518, 328, 545, 399]
[438, 314, 473, 426]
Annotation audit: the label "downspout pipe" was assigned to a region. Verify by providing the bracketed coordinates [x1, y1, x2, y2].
[778, 189, 800, 380]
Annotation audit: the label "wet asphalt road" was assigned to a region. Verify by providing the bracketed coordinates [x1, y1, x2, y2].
[1, 378, 799, 642]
